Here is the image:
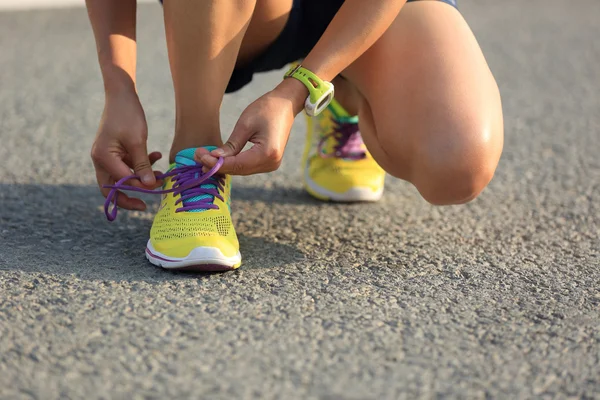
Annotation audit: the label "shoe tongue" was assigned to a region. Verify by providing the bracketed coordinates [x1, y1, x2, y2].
[174, 146, 217, 168]
[173, 146, 219, 212]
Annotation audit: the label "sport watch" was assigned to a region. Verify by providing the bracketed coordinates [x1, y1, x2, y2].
[284, 65, 334, 116]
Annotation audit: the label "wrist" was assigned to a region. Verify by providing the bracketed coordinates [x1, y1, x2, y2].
[100, 63, 137, 97]
[273, 77, 309, 115]
[104, 84, 139, 107]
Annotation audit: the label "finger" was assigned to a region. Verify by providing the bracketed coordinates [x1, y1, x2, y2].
[215, 146, 266, 176]
[211, 118, 254, 157]
[103, 188, 147, 211]
[198, 152, 219, 171]
[122, 154, 163, 188]
[124, 154, 163, 189]
[95, 151, 138, 186]
[116, 165, 163, 189]
[123, 151, 162, 168]
[93, 151, 152, 193]
[194, 147, 211, 164]
[149, 151, 162, 165]
[129, 145, 156, 187]
[195, 148, 221, 173]
[96, 169, 146, 211]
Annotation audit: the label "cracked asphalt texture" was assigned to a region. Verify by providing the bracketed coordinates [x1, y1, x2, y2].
[1, 0, 599, 398]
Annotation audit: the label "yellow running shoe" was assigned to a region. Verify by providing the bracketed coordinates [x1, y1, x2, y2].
[302, 99, 386, 202]
[104, 147, 241, 272]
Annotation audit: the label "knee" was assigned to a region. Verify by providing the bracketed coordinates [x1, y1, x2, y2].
[406, 121, 503, 206]
[415, 161, 496, 205]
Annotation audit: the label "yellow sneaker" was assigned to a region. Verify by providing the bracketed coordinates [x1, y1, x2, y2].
[104, 147, 241, 272]
[302, 99, 385, 202]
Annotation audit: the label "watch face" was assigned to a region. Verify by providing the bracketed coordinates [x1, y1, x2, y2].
[305, 81, 334, 116]
[317, 93, 333, 110]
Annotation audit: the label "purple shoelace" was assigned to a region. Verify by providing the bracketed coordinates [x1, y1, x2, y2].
[318, 118, 366, 160]
[103, 157, 224, 222]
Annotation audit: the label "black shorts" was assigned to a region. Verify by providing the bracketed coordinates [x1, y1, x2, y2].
[227, 0, 458, 93]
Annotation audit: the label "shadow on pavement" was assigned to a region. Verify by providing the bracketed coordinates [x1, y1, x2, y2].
[0, 183, 305, 282]
[232, 184, 323, 206]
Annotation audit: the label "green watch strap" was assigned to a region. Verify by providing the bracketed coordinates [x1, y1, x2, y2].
[284, 65, 329, 105]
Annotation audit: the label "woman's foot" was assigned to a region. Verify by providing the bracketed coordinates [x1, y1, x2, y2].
[302, 100, 386, 202]
[104, 146, 241, 272]
[147, 147, 241, 271]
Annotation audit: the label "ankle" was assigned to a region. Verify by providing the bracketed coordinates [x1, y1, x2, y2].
[170, 135, 223, 162]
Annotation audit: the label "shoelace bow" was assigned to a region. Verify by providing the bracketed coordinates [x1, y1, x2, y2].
[318, 118, 366, 160]
[103, 157, 225, 222]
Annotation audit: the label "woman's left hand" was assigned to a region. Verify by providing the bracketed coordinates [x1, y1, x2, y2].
[195, 79, 307, 175]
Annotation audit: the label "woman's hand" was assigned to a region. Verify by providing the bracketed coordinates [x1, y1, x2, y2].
[195, 78, 308, 175]
[91, 90, 162, 211]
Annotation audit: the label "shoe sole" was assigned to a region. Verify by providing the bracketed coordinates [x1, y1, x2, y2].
[304, 167, 383, 202]
[145, 240, 241, 272]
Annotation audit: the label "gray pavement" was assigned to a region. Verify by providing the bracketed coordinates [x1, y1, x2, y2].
[0, 0, 599, 398]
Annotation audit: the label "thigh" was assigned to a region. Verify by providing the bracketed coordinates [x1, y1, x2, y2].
[237, 0, 294, 66]
[342, 0, 504, 202]
[227, 0, 300, 93]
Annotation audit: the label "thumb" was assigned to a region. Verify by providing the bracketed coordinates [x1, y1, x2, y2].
[130, 145, 156, 186]
[212, 119, 254, 158]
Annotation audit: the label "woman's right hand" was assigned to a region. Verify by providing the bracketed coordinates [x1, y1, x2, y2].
[91, 90, 162, 211]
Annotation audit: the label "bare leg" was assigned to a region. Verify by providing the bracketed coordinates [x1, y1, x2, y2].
[337, 1, 504, 205]
[331, 76, 361, 116]
[163, 0, 292, 161]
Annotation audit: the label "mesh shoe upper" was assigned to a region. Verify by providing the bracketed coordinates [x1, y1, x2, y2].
[302, 106, 386, 197]
[149, 149, 238, 259]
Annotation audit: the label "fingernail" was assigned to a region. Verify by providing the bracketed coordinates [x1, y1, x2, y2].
[212, 148, 225, 156]
[135, 204, 146, 211]
[141, 174, 153, 185]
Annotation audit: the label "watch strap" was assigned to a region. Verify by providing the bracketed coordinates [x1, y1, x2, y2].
[284, 65, 329, 105]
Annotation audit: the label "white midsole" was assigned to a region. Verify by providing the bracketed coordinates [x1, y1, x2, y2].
[145, 240, 241, 269]
[303, 166, 383, 202]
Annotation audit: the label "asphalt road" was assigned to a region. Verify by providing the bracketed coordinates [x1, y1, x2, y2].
[0, 1, 598, 398]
